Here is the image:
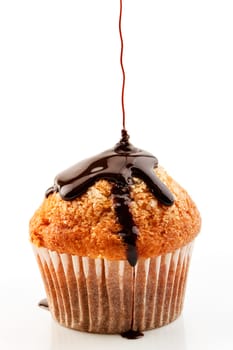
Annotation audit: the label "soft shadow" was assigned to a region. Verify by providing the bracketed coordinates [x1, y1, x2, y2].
[50, 316, 187, 350]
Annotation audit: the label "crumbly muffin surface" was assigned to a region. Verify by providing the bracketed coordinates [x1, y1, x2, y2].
[30, 166, 201, 259]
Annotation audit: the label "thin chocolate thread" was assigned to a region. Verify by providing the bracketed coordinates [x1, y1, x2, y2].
[121, 268, 143, 339]
[120, 128, 130, 144]
[119, 0, 126, 132]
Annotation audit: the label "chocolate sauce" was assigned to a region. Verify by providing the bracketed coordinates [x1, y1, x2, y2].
[38, 298, 49, 310]
[46, 130, 174, 266]
[112, 181, 139, 266]
[121, 329, 144, 339]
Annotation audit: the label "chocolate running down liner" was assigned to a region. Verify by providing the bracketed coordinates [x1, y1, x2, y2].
[46, 130, 174, 267]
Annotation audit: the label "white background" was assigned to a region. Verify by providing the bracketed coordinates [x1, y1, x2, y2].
[0, 0, 233, 349]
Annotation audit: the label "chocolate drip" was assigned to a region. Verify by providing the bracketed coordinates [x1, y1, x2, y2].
[121, 329, 144, 339]
[38, 298, 49, 310]
[46, 131, 174, 266]
[112, 182, 139, 266]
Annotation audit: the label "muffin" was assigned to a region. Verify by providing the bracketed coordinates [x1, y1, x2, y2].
[30, 133, 201, 336]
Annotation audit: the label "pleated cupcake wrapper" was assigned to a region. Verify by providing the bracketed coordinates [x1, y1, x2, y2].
[33, 242, 194, 333]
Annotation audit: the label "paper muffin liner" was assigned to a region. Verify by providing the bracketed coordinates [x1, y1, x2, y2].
[33, 241, 194, 334]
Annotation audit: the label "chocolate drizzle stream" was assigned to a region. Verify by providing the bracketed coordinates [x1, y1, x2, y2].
[46, 130, 174, 267]
[112, 181, 139, 266]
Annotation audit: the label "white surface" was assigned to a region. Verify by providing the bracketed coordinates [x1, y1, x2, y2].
[0, 0, 233, 349]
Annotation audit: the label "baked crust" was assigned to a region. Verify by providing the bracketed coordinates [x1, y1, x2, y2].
[29, 166, 201, 259]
